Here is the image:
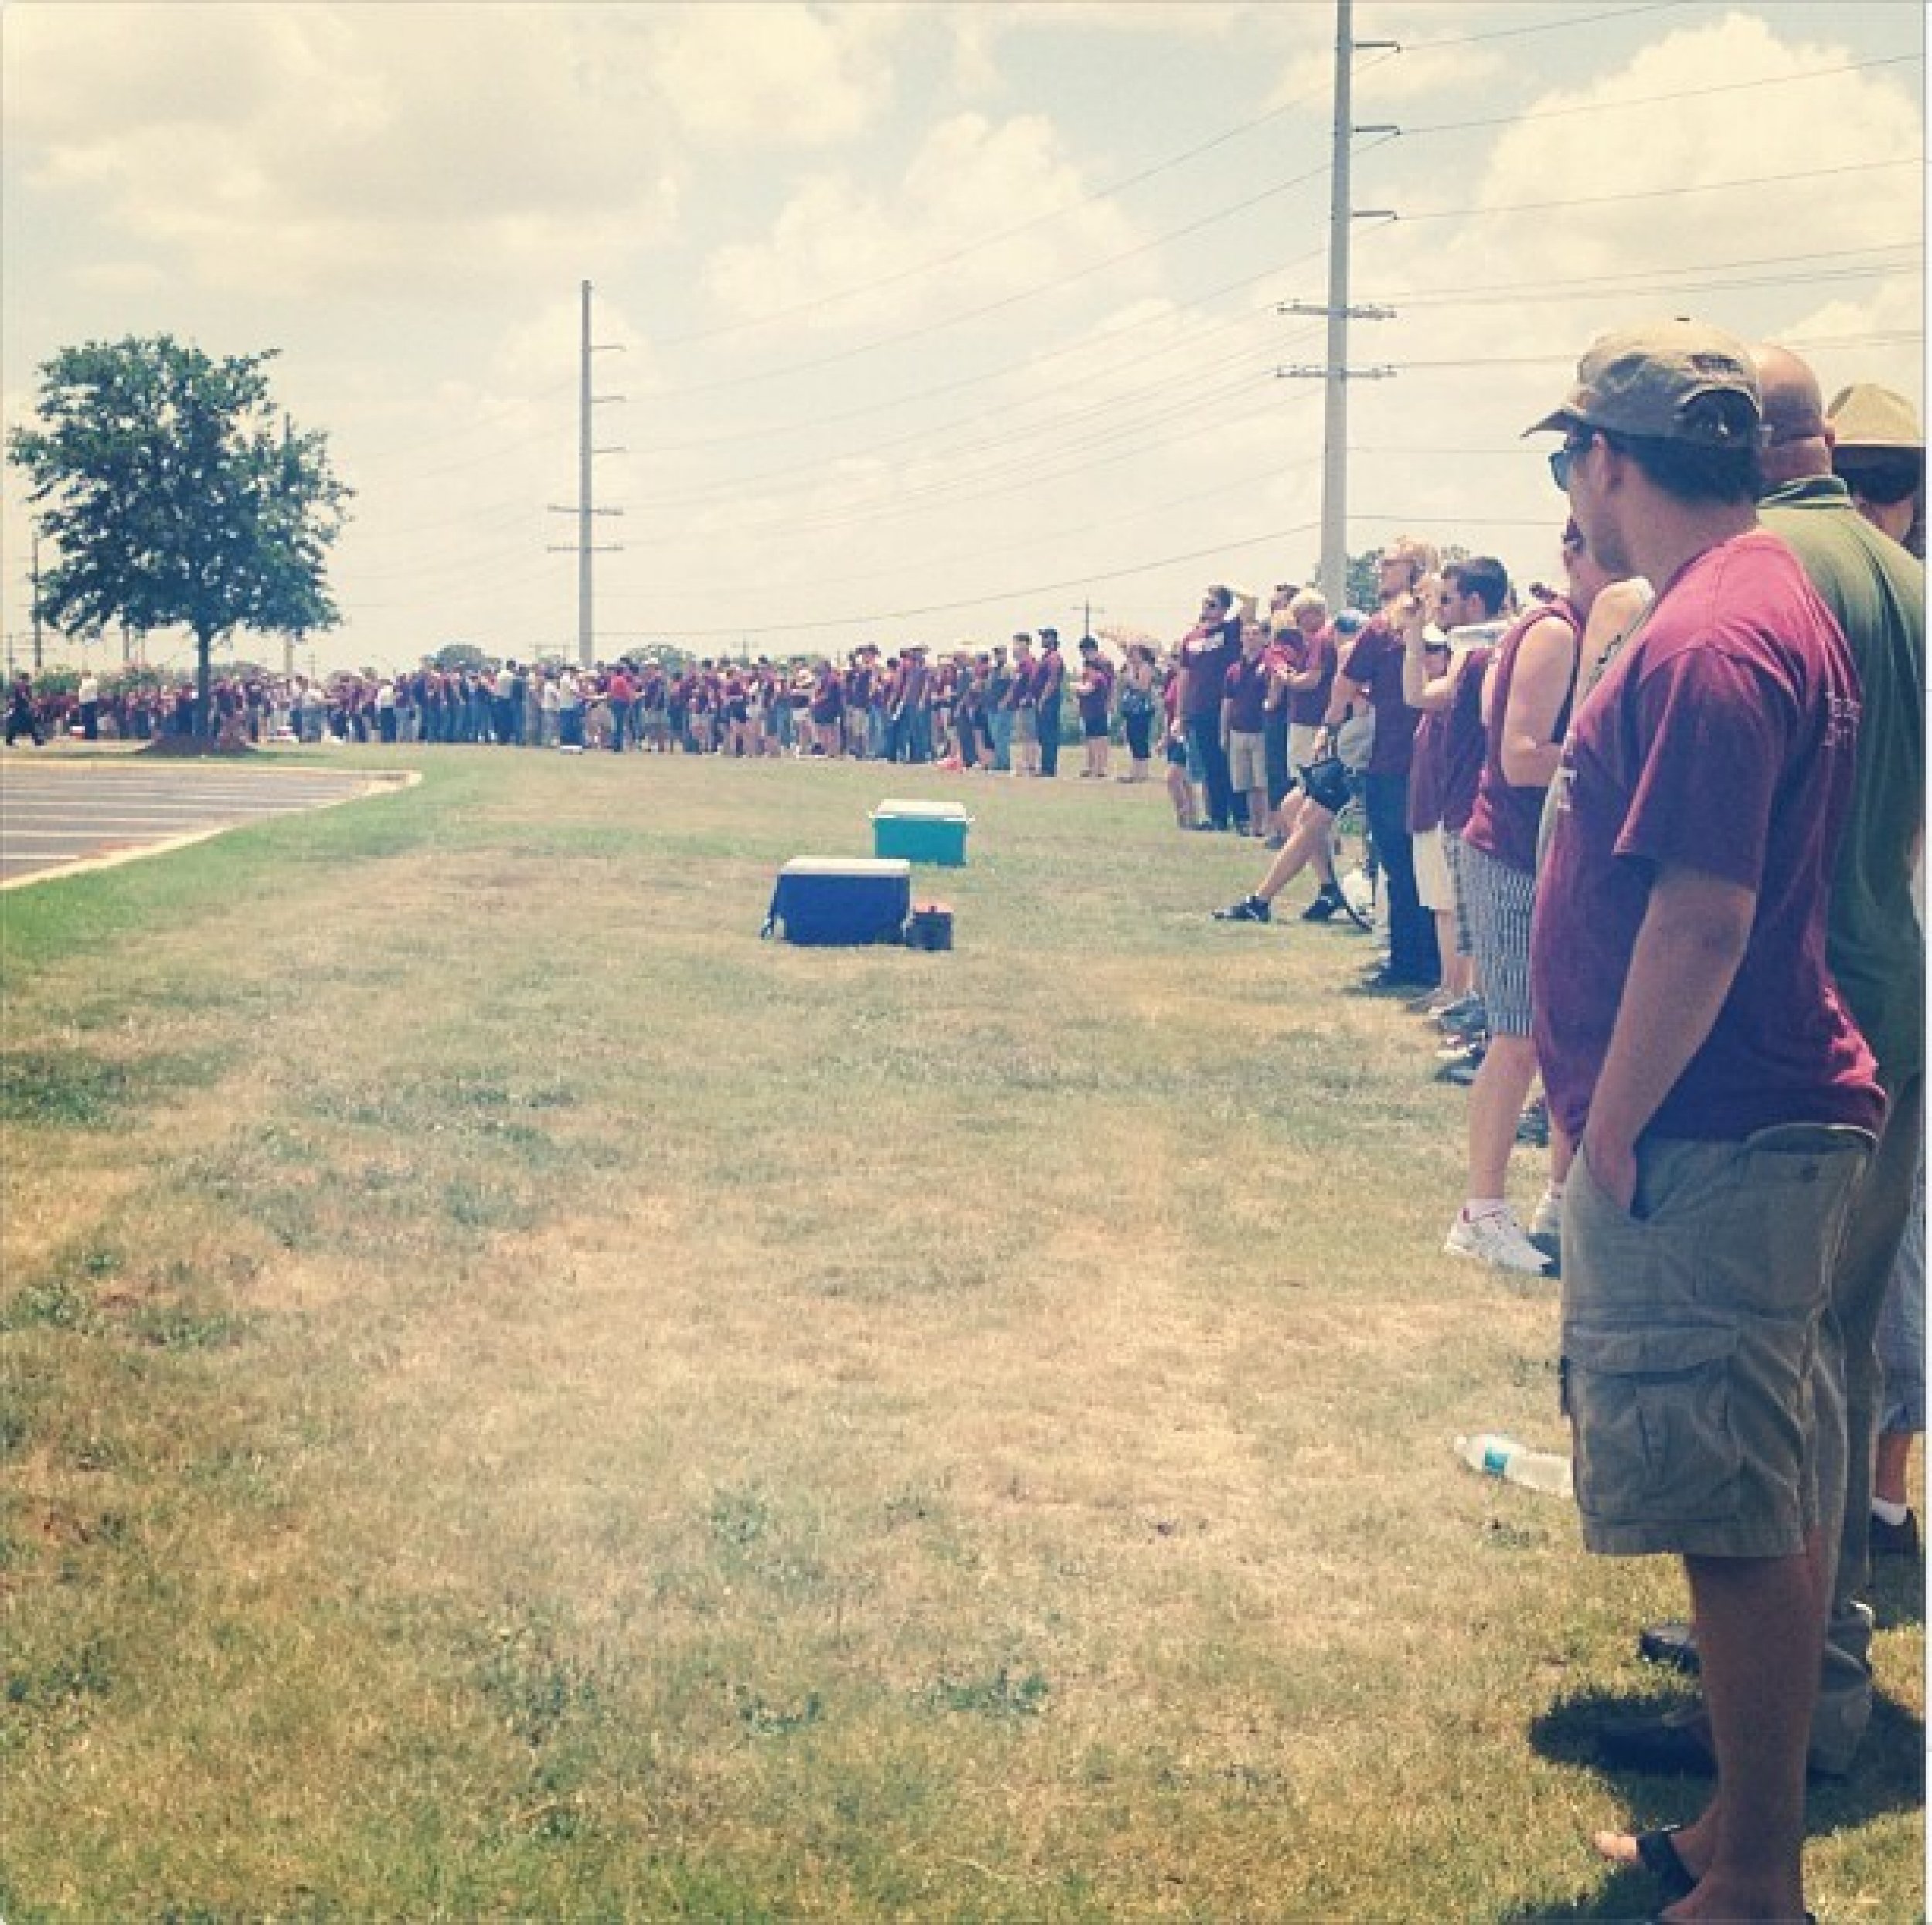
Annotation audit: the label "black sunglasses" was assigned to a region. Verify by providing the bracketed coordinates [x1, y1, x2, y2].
[1548, 432, 1596, 491]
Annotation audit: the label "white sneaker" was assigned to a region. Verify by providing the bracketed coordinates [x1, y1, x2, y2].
[1444, 1208, 1552, 1275]
[1530, 1192, 1563, 1240]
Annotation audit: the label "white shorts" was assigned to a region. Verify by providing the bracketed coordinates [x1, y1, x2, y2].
[1228, 729, 1267, 793]
[1413, 825, 1451, 913]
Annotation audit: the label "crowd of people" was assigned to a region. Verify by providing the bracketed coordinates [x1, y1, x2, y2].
[4, 315, 1923, 1925]
[1107, 332, 1924, 1925]
[1310, 326, 1921, 1925]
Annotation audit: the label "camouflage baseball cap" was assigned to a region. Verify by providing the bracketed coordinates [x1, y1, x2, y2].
[1526, 320, 1762, 443]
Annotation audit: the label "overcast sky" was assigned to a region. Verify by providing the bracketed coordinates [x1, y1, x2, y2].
[2, 1, 1923, 677]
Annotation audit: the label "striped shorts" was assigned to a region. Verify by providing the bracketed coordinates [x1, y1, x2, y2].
[1459, 838, 1536, 1036]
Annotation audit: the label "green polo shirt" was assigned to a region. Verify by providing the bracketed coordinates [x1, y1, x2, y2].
[1760, 474, 1925, 1078]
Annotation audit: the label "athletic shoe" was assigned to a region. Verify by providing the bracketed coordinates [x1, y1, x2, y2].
[1436, 994, 1488, 1037]
[1444, 1208, 1551, 1274]
[1213, 895, 1271, 923]
[1871, 1509, 1920, 1558]
[1527, 1192, 1562, 1274]
[1301, 884, 1344, 923]
[1355, 968, 1438, 995]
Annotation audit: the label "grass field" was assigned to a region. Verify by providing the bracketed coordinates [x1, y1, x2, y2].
[1, 746, 1921, 1921]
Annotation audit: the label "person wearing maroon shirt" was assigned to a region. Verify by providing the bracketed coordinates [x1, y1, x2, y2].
[808, 658, 844, 757]
[1405, 561, 1510, 1020]
[900, 645, 932, 764]
[1073, 637, 1114, 777]
[1178, 583, 1250, 829]
[1005, 634, 1040, 777]
[604, 663, 635, 753]
[1034, 629, 1066, 777]
[1530, 321, 1881, 1925]
[1443, 536, 1595, 1274]
[1221, 617, 1274, 837]
[1320, 538, 1440, 985]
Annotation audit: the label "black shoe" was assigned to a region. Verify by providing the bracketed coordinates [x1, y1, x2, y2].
[1212, 896, 1271, 924]
[1595, 1704, 1715, 1777]
[1638, 1621, 1699, 1677]
[1357, 969, 1439, 995]
[1871, 1508, 1920, 1558]
[1597, 1701, 1849, 1781]
[1301, 885, 1343, 923]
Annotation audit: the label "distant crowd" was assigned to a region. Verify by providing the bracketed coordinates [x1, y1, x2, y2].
[3, 325, 1926, 1925]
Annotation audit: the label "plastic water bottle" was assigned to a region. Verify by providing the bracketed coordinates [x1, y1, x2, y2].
[1454, 1432, 1573, 1497]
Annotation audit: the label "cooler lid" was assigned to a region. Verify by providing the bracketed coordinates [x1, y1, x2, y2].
[869, 799, 973, 823]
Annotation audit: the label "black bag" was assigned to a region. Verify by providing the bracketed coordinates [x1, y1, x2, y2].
[1297, 753, 1352, 815]
[905, 902, 954, 951]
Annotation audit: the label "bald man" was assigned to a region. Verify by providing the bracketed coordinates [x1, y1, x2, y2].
[1602, 345, 1927, 1801]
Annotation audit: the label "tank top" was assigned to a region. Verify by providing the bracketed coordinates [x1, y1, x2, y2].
[1462, 598, 1581, 874]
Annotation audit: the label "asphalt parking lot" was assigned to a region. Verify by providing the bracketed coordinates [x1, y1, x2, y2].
[0, 755, 404, 886]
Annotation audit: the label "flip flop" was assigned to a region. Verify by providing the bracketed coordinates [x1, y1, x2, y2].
[1633, 1825, 1697, 1904]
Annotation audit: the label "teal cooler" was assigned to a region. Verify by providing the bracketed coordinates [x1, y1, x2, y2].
[870, 798, 971, 866]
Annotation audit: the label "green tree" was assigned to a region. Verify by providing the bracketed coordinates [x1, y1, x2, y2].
[9, 336, 350, 736]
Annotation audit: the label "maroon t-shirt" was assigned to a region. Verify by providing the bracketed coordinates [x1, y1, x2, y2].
[1180, 617, 1240, 719]
[1464, 600, 1581, 874]
[1531, 530, 1882, 1144]
[1440, 643, 1495, 835]
[1077, 662, 1113, 730]
[1406, 709, 1447, 832]
[1223, 654, 1270, 733]
[1345, 615, 1419, 777]
[1288, 626, 1336, 726]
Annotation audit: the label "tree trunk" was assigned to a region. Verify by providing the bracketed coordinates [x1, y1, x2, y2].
[195, 628, 213, 739]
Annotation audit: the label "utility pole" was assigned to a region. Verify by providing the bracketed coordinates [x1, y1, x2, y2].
[29, 525, 46, 671]
[548, 280, 626, 668]
[1278, 0, 1399, 608]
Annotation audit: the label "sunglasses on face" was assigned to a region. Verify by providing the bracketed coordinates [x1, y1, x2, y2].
[1548, 433, 1595, 491]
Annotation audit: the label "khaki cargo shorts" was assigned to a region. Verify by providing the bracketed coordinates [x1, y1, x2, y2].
[1561, 1126, 1871, 1559]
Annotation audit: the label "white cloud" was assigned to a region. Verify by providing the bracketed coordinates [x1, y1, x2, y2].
[701, 111, 1150, 332]
[5, 5, 684, 299]
[641, 3, 903, 148]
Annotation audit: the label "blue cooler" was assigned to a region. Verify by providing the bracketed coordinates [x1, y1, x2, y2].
[762, 858, 912, 945]
[870, 798, 971, 866]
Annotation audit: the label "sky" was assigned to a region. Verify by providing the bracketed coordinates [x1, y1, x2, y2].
[2, 0, 1923, 678]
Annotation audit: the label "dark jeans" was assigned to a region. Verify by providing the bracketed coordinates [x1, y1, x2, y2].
[1264, 719, 1291, 810]
[1038, 696, 1063, 776]
[1363, 771, 1439, 981]
[1185, 715, 1234, 828]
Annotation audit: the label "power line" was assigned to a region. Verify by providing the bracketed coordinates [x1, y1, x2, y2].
[604, 519, 1325, 641]
[646, 3, 1706, 353]
[1394, 51, 1917, 139]
[1400, 2, 1680, 50]
[1389, 154, 1916, 226]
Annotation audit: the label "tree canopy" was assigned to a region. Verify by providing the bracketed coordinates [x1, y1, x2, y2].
[9, 336, 350, 731]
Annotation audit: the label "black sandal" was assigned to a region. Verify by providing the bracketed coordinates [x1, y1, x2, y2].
[1634, 1825, 1696, 1904]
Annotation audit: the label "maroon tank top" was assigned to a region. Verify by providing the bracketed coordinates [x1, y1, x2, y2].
[1461, 598, 1581, 873]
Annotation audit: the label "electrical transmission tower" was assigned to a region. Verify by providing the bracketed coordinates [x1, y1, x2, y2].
[1278, 0, 1400, 607]
[549, 280, 626, 666]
